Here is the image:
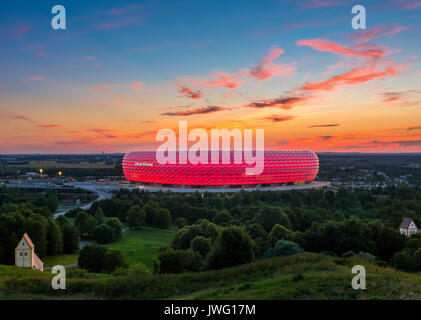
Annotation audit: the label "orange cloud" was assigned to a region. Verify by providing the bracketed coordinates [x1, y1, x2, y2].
[38, 124, 63, 129]
[263, 115, 295, 122]
[162, 106, 228, 116]
[246, 95, 315, 109]
[0, 111, 35, 123]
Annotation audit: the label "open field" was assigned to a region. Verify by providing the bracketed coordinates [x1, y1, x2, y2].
[42, 254, 78, 267]
[1, 253, 421, 300]
[104, 228, 176, 269]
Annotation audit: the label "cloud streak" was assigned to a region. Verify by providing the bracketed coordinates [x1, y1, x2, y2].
[177, 85, 203, 99]
[162, 106, 228, 116]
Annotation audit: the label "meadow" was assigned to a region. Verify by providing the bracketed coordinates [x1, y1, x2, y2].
[1, 253, 421, 300]
[104, 228, 176, 269]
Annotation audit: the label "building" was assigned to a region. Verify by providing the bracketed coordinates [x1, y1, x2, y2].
[399, 218, 418, 237]
[123, 150, 319, 188]
[15, 233, 44, 271]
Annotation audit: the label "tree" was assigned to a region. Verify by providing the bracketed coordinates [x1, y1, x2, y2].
[255, 205, 291, 232]
[191, 236, 211, 257]
[174, 217, 187, 229]
[103, 249, 128, 273]
[95, 207, 105, 224]
[207, 226, 255, 270]
[153, 208, 171, 228]
[144, 200, 159, 225]
[153, 247, 201, 274]
[107, 218, 122, 241]
[269, 224, 295, 246]
[93, 224, 114, 244]
[63, 224, 79, 254]
[213, 210, 232, 225]
[127, 205, 146, 229]
[46, 193, 59, 213]
[263, 240, 304, 258]
[75, 211, 89, 233]
[46, 218, 63, 256]
[24, 214, 48, 257]
[78, 244, 107, 272]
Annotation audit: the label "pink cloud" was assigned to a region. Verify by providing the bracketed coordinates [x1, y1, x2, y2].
[177, 85, 203, 99]
[300, 64, 406, 92]
[12, 25, 30, 39]
[90, 84, 119, 93]
[201, 72, 244, 89]
[82, 56, 97, 61]
[248, 47, 294, 80]
[96, 4, 146, 30]
[400, 0, 421, 10]
[350, 25, 406, 42]
[297, 39, 392, 60]
[132, 81, 143, 94]
[23, 76, 46, 82]
[302, 0, 351, 7]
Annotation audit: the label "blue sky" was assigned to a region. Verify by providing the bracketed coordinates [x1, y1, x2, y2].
[0, 0, 421, 153]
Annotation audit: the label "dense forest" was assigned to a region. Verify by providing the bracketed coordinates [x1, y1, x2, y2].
[82, 185, 421, 273]
[0, 189, 79, 264]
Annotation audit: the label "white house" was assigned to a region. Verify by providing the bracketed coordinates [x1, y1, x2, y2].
[15, 233, 44, 271]
[399, 218, 418, 237]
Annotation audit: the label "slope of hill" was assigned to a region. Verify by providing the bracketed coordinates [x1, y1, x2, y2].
[1, 253, 420, 300]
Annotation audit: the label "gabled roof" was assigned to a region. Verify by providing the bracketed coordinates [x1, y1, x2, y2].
[400, 217, 414, 229]
[22, 233, 35, 249]
[32, 252, 43, 270]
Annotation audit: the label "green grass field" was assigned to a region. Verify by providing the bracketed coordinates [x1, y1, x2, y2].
[1, 253, 421, 300]
[42, 254, 78, 267]
[104, 228, 176, 269]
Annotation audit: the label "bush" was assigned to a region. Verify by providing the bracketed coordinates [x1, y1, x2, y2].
[153, 247, 202, 274]
[268, 224, 295, 246]
[103, 249, 128, 273]
[207, 226, 255, 270]
[78, 244, 108, 272]
[93, 224, 115, 244]
[174, 217, 187, 229]
[191, 236, 211, 257]
[263, 240, 304, 259]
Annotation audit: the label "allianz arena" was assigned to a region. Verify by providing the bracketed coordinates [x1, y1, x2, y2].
[122, 150, 319, 188]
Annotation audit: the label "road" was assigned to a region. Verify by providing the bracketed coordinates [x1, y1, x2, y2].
[54, 182, 114, 217]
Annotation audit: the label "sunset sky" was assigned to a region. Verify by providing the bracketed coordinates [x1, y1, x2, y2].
[1, 0, 421, 154]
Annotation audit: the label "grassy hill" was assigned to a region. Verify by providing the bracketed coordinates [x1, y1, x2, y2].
[104, 228, 176, 269]
[1, 252, 420, 300]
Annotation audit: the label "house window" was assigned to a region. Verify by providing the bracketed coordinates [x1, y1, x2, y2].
[19, 252, 22, 256]
[24, 252, 28, 256]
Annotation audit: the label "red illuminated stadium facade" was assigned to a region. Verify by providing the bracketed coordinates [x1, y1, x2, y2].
[122, 150, 319, 188]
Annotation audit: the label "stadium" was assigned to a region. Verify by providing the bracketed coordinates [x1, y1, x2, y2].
[122, 150, 320, 189]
